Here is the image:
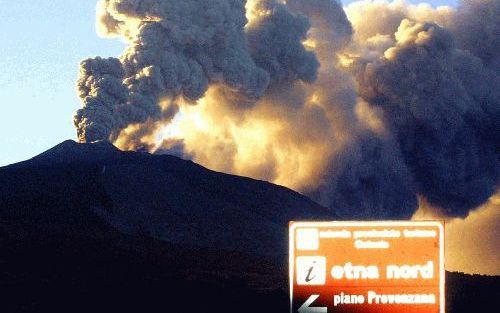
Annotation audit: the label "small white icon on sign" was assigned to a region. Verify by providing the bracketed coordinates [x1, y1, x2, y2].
[298, 295, 327, 313]
[296, 256, 326, 285]
[296, 228, 319, 250]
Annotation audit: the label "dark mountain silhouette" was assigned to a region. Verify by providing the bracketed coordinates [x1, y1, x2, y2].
[2, 140, 331, 257]
[0, 141, 498, 312]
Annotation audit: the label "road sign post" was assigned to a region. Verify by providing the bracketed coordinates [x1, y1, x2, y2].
[290, 221, 444, 313]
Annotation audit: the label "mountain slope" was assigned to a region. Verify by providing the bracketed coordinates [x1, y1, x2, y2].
[0, 141, 498, 313]
[1, 140, 332, 257]
[0, 140, 332, 312]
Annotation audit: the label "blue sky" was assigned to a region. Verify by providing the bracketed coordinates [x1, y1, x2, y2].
[0, 0, 457, 166]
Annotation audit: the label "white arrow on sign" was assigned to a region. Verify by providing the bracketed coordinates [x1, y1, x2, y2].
[298, 294, 327, 313]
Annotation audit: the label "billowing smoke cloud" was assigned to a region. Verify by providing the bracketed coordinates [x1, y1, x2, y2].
[75, 0, 499, 221]
[451, 0, 500, 70]
[450, 0, 500, 149]
[349, 3, 499, 216]
[75, 0, 271, 143]
[246, 0, 320, 85]
[287, 0, 353, 54]
[344, 0, 454, 42]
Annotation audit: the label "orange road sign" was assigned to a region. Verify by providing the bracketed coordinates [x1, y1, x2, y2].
[289, 221, 444, 313]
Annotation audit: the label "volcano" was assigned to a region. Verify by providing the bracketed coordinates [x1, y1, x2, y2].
[0, 140, 332, 312]
[0, 141, 497, 313]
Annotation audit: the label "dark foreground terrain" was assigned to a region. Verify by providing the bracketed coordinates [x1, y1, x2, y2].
[0, 141, 498, 312]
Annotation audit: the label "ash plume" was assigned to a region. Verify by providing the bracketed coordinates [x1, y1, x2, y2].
[246, 0, 320, 85]
[348, 2, 499, 216]
[75, 0, 272, 143]
[451, 0, 500, 70]
[287, 0, 353, 52]
[74, 0, 499, 220]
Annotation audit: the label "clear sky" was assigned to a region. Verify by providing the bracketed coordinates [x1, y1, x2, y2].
[0, 0, 457, 166]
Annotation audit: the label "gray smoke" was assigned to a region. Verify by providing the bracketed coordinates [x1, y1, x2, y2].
[450, 0, 500, 148]
[246, 0, 320, 85]
[283, 1, 418, 219]
[74, 0, 499, 220]
[75, 0, 273, 143]
[316, 133, 418, 220]
[451, 0, 500, 70]
[352, 18, 499, 217]
[75, 57, 128, 143]
[287, 0, 353, 52]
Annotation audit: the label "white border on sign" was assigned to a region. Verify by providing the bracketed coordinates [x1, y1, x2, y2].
[289, 221, 445, 313]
